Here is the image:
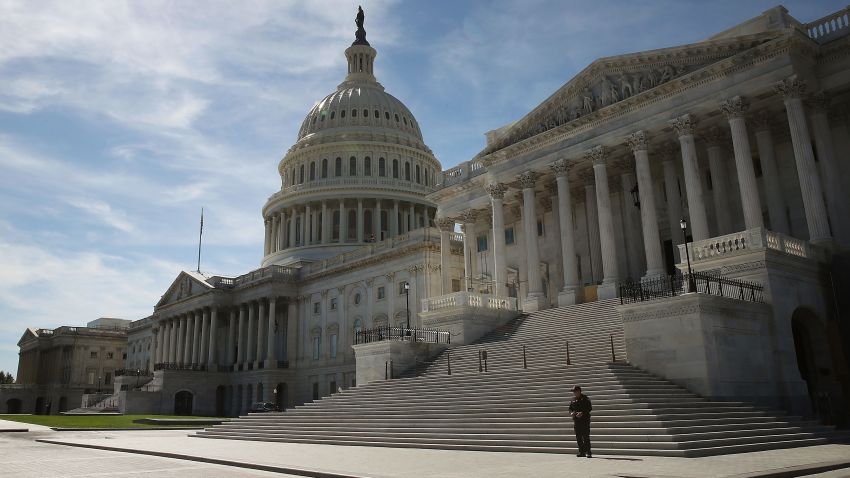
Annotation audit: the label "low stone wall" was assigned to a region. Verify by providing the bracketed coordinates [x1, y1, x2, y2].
[618, 293, 809, 413]
[352, 340, 449, 386]
[419, 304, 516, 345]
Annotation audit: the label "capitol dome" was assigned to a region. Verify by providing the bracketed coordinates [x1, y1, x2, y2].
[260, 14, 442, 267]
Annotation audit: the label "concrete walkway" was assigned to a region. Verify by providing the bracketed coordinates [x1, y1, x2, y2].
[0, 418, 53, 432]
[35, 432, 850, 478]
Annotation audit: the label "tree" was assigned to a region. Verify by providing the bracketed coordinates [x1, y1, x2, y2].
[0, 371, 14, 384]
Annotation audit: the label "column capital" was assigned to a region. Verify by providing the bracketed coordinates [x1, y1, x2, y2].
[808, 91, 830, 112]
[458, 209, 479, 224]
[485, 182, 509, 199]
[435, 217, 455, 231]
[773, 76, 807, 100]
[751, 110, 774, 133]
[549, 158, 572, 177]
[578, 169, 595, 185]
[658, 143, 679, 162]
[584, 145, 608, 165]
[516, 170, 541, 189]
[703, 126, 729, 148]
[720, 95, 749, 119]
[669, 114, 696, 137]
[625, 130, 649, 152]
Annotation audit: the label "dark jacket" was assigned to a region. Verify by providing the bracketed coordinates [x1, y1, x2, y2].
[569, 393, 592, 421]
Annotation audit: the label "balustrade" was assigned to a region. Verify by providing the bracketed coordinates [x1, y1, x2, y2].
[421, 291, 518, 312]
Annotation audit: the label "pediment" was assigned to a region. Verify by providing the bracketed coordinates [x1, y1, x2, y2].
[17, 328, 39, 347]
[156, 271, 213, 308]
[480, 31, 782, 156]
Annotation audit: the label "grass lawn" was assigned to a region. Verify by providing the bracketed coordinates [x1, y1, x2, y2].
[0, 414, 220, 429]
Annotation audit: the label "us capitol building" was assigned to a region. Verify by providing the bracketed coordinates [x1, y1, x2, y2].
[5, 5, 850, 447]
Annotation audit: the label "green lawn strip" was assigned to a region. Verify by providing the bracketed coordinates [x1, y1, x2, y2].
[0, 414, 219, 429]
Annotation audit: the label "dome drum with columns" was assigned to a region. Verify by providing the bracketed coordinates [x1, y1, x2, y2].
[262, 21, 442, 266]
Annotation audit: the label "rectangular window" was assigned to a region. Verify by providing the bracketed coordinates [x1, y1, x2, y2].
[364, 157, 372, 176]
[504, 227, 515, 245]
[330, 297, 337, 310]
[477, 234, 488, 252]
[87, 370, 95, 385]
[313, 302, 320, 314]
[106, 352, 114, 360]
[312, 336, 321, 360]
[104, 372, 112, 385]
[330, 334, 338, 358]
[537, 220, 545, 236]
[90, 351, 97, 359]
[377, 286, 386, 300]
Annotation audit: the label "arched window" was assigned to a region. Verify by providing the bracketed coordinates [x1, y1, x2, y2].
[415, 164, 421, 184]
[362, 109, 368, 118]
[394, 113, 399, 122]
[310, 162, 316, 181]
[405, 162, 411, 181]
[341, 109, 346, 118]
[385, 111, 390, 120]
[299, 165, 305, 184]
[424, 167, 429, 186]
[335, 157, 342, 177]
[364, 156, 371, 176]
[321, 159, 328, 178]
[330, 111, 335, 120]
[378, 157, 386, 177]
[392, 159, 399, 179]
[374, 109, 379, 118]
[349, 156, 357, 176]
[403, 116, 408, 125]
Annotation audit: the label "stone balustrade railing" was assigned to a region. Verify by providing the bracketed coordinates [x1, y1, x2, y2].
[805, 6, 850, 43]
[437, 160, 485, 189]
[679, 227, 824, 263]
[301, 227, 440, 277]
[421, 291, 518, 313]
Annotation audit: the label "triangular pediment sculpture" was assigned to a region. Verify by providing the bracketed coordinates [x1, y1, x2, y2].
[155, 271, 214, 308]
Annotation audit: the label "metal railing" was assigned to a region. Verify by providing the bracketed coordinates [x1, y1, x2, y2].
[153, 362, 208, 372]
[114, 369, 152, 377]
[354, 326, 451, 345]
[619, 272, 764, 305]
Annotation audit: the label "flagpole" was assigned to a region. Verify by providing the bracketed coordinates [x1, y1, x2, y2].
[197, 207, 204, 273]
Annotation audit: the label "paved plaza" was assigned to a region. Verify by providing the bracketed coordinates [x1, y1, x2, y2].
[3, 420, 848, 478]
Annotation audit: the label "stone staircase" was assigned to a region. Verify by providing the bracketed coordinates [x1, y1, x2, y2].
[196, 299, 839, 456]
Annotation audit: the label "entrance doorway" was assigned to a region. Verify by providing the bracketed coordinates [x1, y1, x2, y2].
[6, 398, 21, 414]
[174, 390, 193, 416]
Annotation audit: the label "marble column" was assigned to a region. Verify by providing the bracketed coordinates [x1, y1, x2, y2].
[264, 218, 271, 255]
[300, 207, 307, 246]
[152, 325, 160, 365]
[321, 201, 329, 244]
[669, 114, 710, 241]
[518, 171, 546, 310]
[587, 146, 619, 299]
[774, 77, 831, 244]
[408, 203, 415, 232]
[550, 160, 580, 305]
[184, 313, 194, 365]
[278, 211, 286, 249]
[339, 200, 347, 242]
[207, 307, 218, 367]
[247, 301, 257, 365]
[169, 318, 178, 363]
[660, 146, 686, 249]
[192, 309, 202, 364]
[583, 176, 603, 282]
[357, 199, 364, 242]
[626, 131, 666, 278]
[619, 168, 645, 280]
[236, 304, 245, 367]
[160, 322, 169, 364]
[459, 210, 477, 293]
[271, 215, 279, 253]
[286, 301, 298, 363]
[751, 112, 789, 234]
[289, 207, 297, 247]
[174, 316, 184, 364]
[703, 128, 734, 235]
[266, 298, 277, 365]
[256, 300, 266, 365]
[809, 92, 847, 242]
[483, 184, 507, 296]
[436, 218, 455, 295]
[227, 309, 236, 366]
[721, 96, 764, 230]
[392, 200, 399, 237]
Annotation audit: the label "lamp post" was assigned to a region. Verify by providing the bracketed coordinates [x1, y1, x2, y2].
[403, 282, 411, 335]
[680, 218, 696, 292]
[135, 369, 140, 389]
[630, 183, 641, 209]
[97, 376, 102, 394]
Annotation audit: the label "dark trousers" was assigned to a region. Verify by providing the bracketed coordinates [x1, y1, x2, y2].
[574, 419, 591, 454]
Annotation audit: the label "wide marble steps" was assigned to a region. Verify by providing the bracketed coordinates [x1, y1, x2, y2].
[195, 299, 840, 456]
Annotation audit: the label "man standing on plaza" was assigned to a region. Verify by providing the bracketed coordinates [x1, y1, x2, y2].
[569, 385, 592, 458]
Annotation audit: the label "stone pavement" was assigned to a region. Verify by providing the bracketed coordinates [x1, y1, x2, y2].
[33, 428, 850, 478]
[0, 425, 298, 477]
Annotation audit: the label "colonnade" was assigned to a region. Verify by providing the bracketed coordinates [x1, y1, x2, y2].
[437, 77, 838, 306]
[153, 298, 298, 371]
[264, 199, 436, 255]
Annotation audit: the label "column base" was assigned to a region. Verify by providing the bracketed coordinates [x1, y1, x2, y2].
[522, 294, 549, 312]
[557, 287, 582, 307]
[597, 281, 619, 300]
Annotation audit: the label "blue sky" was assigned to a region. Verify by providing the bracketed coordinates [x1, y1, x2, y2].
[0, 0, 843, 375]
